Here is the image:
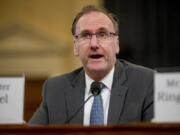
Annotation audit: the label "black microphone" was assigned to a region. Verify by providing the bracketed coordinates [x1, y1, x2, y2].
[90, 81, 102, 96]
[64, 81, 102, 124]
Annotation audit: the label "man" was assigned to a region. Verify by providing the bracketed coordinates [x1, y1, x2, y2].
[29, 5, 154, 125]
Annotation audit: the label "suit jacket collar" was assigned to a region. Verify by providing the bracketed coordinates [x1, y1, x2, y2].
[66, 69, 85, 124]
[108, 60, 128, 124]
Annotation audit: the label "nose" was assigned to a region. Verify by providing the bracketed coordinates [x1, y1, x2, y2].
[89, 34, 99, 49]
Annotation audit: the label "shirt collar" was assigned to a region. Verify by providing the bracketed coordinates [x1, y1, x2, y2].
[85, 66, 115, 95]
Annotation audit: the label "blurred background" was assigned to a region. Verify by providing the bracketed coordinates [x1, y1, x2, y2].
[0, 0, 179, 122]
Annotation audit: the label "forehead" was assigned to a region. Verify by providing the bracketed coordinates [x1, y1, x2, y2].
[75, 11, 114, 34]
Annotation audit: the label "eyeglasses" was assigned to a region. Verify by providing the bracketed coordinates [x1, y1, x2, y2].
[74, 31, 117, 44]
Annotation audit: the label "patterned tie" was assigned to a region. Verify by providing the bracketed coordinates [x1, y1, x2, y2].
[90, 82, 104, 125]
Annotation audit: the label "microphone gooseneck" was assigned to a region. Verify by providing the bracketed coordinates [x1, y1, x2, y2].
[64, 94, 93, 124]
[64, 81, 102, 124]
[90, 81, 102, 96]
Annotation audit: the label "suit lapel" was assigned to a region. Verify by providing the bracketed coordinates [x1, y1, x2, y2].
[108, 61, 128, 124]
[65, 69, 85, 124]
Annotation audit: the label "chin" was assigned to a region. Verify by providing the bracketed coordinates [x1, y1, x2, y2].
[87, 65, 108, 73]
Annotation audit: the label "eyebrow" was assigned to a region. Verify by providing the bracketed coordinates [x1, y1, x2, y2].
[98, 27, 109, 32]
[80, 27, 110, 34]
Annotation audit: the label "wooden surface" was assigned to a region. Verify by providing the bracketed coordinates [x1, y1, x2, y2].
[24, 79, 45, 121]
[0, 123, 180, 135]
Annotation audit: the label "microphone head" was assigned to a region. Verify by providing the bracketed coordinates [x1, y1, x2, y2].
[90, 81, 102, 96]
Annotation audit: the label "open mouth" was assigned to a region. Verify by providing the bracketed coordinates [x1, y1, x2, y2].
[89, 54, 103, 59]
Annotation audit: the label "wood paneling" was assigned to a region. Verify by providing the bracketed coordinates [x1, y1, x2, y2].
[24, 79, 45, 122]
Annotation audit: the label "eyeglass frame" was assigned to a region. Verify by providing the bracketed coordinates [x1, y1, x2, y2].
[74, 31, 118, 44]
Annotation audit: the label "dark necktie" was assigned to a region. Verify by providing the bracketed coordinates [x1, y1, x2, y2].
[90, 82, 104, 125]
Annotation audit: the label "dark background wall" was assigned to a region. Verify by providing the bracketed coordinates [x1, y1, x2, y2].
[104, 0, 180, 69]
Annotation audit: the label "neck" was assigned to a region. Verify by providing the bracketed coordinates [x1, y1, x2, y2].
[85, 67, 113, 81]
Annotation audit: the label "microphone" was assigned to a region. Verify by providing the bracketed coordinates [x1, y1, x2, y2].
[90, 81, 102, 96]
[64, 81, 102, 124]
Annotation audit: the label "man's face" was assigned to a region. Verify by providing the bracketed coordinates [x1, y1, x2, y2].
[73, 11, 119, 79]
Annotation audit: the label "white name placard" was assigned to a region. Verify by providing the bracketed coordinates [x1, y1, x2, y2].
[0, 75, 25, 124]
[154, 71, 180, 122]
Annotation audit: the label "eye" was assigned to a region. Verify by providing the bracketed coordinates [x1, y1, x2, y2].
[97, 31, 108, 38]
[80, 32, 92, 39]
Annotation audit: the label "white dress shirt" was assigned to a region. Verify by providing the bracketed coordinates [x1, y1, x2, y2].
[83, 66, 114, 125]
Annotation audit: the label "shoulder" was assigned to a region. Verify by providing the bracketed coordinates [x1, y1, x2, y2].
[39, 67, 84, 107]
[44, 67, 84, 88]
[116, 59, 155, 87]
[116, 60, 155, 99]
[118, 59, 154, 77]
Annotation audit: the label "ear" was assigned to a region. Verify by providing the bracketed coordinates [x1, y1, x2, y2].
[73, 38, 79, 56]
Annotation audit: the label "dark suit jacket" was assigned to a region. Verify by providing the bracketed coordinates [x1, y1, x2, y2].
[29, 59, 154, 125]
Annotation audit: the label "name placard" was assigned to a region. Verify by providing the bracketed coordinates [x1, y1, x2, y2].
[154, 71, 180, 122]
[0, 75, 25, 124]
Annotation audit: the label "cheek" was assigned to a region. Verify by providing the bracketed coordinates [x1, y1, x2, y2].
[77, 46, 88, 59]
[74, 43, 87, 56]
[113, 38, 119, 54]
[106, 42, 118, 56]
